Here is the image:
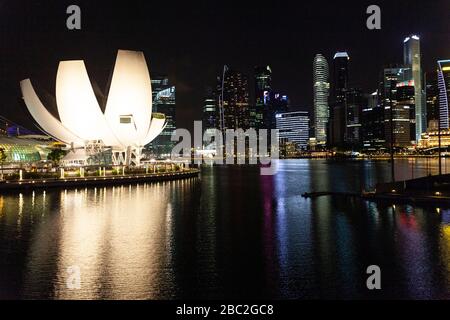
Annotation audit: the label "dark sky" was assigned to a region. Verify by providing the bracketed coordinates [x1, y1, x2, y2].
[0, 0, 449, 133]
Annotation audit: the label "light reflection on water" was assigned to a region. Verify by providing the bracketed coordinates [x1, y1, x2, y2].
[0, 159, 449, 299]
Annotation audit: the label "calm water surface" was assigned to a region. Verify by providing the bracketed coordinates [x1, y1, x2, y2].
[1, 159, 450, 299]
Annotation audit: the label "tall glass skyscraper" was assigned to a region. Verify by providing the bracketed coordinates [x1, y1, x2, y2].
[380, 67, 413, 148]
[202, 87, 219, 151]
[254, 65, 272, 107]
[203, 87, 217, 131]
[403, 35, 426, 141]
[329, 52, 349, 147]
[362, 91, 385, 151]
[252, 66, 272, 130]
[313, 54, 329, 145]
[345, 87, 364, 148]
[148, 76, 176, 157]
[426, 73, 439, 127]
[217, 68, 250, 130]
[438, 59, 450, 129]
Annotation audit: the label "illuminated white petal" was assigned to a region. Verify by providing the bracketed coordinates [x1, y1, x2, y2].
[20, 79, 84, 146]
[56, 60, 122, 147]
[142, 113, 166, 146]
[105, 50, 153, 146]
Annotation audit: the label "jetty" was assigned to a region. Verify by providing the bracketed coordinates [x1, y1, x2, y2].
[302, 173, 450, 205]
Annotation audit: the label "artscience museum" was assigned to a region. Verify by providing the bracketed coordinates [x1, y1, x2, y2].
[20, 50, 166, 166]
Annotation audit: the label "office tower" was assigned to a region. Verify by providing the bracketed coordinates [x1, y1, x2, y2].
[202, 87, 219, 151]
[217, 68, 250, 130]
[403, 35, 426, 140]
[254, 65, 272, 107]
[313, 54, 330, 146]
[362, 91, 385, 151]
[396, 81, 416, 144]
[150, 76, 176, 157]
[203, 87, 217, 130]
[381, 67, 413, 148]
[275, 110, 310, 150]
[345, 88, 364, 148]
[426, 73, 439, 128]
[329, 52, 349, 148]
[270, 92, 289, 125]
[438, 60, 450, 129]
[252, 66, 272, 130]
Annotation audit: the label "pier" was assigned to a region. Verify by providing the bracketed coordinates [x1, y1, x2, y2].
[302, 173, 450, 205]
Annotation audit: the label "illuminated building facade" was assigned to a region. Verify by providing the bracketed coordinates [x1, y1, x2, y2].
[329, 51, 349, 148]
[426, 73, 439, 126]
[0, 136, 47, 163]
[251, 66, 272, 130]
[362, 91, 385, 151]
[313, 54, 329, 145]
[218, 68, 250, 130]
[345, 87, 364, 148]
[396, 82, 416, 144]
[203, 87, 217, 131]
[403, 35, 426, 140]
[202, 87, 219, 151]
[381, 67, 414, 148]
[275, 110, 310, 150]
[254, 65, 272, 108]
[418, 129, 450, 149]
[149, 76, 176, 157]
[438, 60, 450, 129]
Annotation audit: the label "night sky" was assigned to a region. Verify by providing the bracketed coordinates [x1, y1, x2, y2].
[0, 0, 449, 133]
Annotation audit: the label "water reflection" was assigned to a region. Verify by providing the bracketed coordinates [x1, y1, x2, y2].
[0, 159, 449, 299]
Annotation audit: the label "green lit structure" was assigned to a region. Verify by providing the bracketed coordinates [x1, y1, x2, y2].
[0, 136, 47, 163]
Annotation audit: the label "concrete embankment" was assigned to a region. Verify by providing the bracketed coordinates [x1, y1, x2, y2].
[0, 169, 200, 192]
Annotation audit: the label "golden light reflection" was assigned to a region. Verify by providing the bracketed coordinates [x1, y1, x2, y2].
[0, 196, 4, 217]
[18, 181, 179, 299]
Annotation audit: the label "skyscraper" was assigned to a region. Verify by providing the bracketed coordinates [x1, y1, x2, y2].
[148, 76, 176, 157]
[217, 68, 250, 130]
[381, 67, 413, 148]
[202, 87, 219, 151]
[403, 35, 426, 140]
[252, 66, 274, 131]
[345, 87, 364, 148]
[362, 91, 385, 152]
[329, 51, 349, 148]
[313, 54, 329, 146]
[203, 87, 217, 131]
[426, 73, 439, 127]
[396, 81, 416, 145]
[254, 65, 272, 107]
[275, 110, 310, 150]
[438, 60, 450, 129]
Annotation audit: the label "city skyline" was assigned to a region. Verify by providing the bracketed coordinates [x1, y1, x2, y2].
[1, 0, 450, 305]
[0, 0, 448, 134]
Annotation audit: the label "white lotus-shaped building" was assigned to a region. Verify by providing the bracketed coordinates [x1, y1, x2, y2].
[20, 50, 166, 166]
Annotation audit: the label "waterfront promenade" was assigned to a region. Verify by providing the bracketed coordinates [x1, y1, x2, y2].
[0, 168, 200, 192]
